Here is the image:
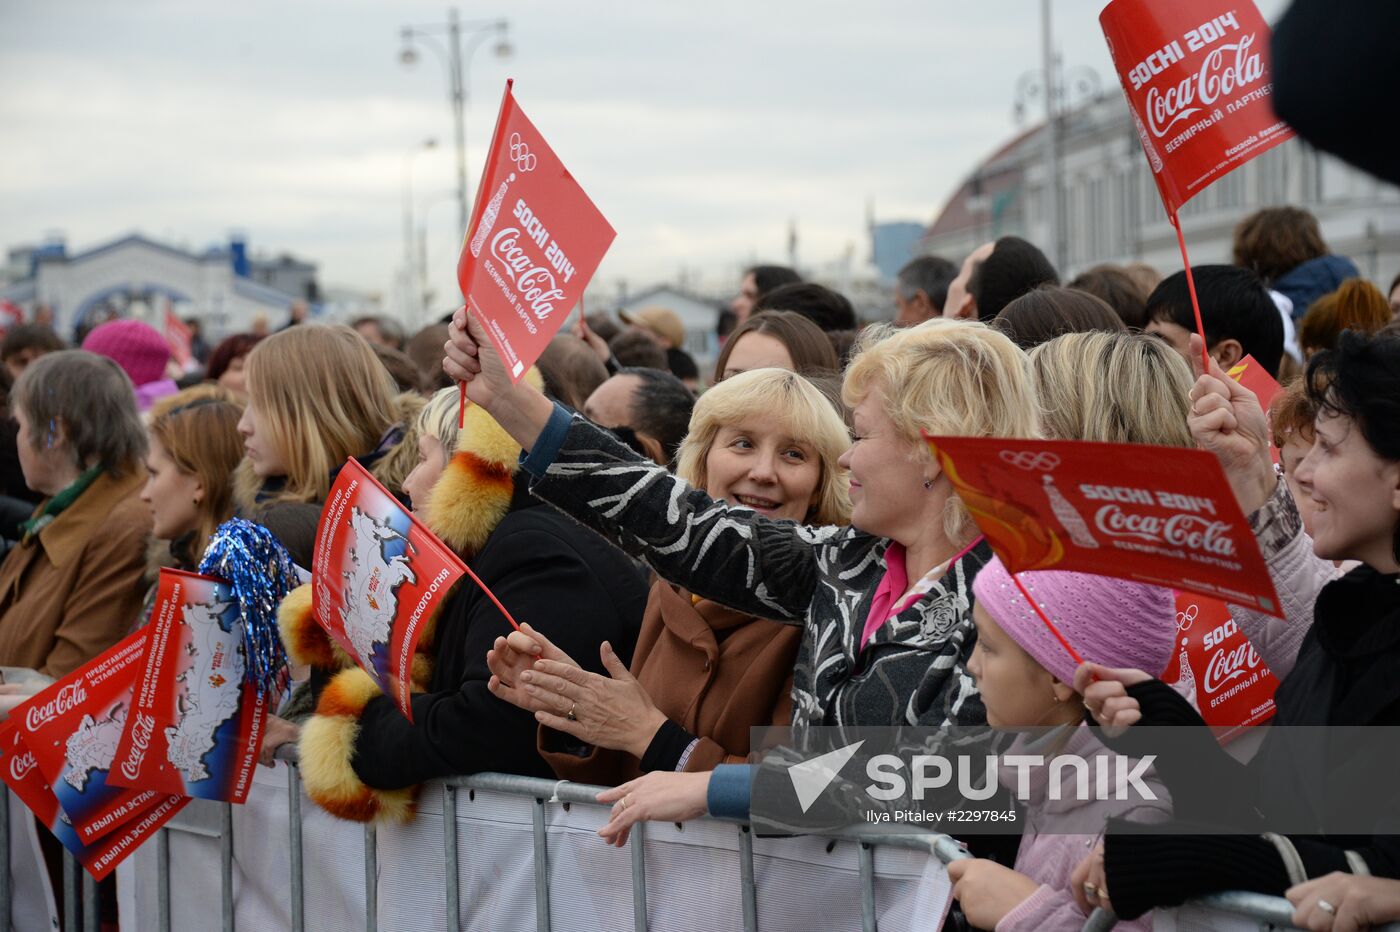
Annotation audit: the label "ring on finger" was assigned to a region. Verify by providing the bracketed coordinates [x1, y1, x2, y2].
[1317, 899, 1336, 916]
[620, 795, 630, 810]
[566, 701, 578, 722]
[1083, 882, 1098, 900]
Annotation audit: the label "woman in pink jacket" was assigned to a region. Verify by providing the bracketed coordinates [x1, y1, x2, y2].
[946, 558, 1175, 931]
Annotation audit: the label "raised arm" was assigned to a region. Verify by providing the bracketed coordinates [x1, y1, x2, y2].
[444, 308, 837, 621]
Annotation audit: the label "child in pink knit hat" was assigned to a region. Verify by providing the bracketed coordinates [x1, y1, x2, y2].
[947, 556, 1176, 932]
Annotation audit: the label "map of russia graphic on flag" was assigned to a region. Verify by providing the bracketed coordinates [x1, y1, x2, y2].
[312, 458, 468, 721]
[0, 721, 186, 881]
[12, 629, 170, 844]
[108, 569, 269, 803]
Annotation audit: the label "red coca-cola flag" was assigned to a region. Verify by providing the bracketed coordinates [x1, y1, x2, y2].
[11, 630, 175, 843]
[458, 80, 616, 384]
[108, 570, 268, 803]
[1227, 353, 1283, 413]
[1161, 593, 1277, 743]
[1100, 0, 1294, 215]
[311, 459, 467, 721]
[1229, 352, 1285, 465]
[0, 722, 187, 881]
[924, 435, 1281, 616]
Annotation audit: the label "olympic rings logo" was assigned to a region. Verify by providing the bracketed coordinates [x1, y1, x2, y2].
[1176, 603, 1198, 632]
[998, 450, 1061, 471]
[509, 133, 536, 172]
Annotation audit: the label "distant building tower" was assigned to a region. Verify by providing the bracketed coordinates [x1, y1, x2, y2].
[870, 222, 926, 283]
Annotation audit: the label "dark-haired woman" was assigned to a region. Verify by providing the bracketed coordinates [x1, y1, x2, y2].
[712, 310, 839, 382]
[1071, 329, 1400, 919]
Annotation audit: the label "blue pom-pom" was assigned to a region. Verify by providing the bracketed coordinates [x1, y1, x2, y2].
[199, 518, 301, 696]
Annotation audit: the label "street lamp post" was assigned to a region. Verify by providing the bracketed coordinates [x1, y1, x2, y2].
[402, 138, 438, 325]
[399, 11, 511, 241]
[1014, 1, 1102, 273]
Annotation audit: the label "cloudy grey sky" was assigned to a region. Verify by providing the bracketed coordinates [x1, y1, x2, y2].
[0, 0, 1283, 312]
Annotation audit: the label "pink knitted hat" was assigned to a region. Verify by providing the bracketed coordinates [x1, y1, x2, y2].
[82, 319, 170, 387]
[972, 556, 1176, 687]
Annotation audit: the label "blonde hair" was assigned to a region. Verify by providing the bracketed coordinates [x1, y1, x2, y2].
[1029, 331, 1193, 447]
[147, 385, 244, 557]
[416, 386, 463, 456]
[675, 368, 851, 526]
[235, 325, 398, 507]
[375, 392, 427, 494]
[842, 318, 1040, 540]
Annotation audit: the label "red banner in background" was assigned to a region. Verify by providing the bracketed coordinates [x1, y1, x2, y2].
[1162, 593, 1278, 743]
[312, 459, 467, 721]
[458, 81, 616, 383]
[924, 435, 1281, 616]
[1100, 0, 1294, 215]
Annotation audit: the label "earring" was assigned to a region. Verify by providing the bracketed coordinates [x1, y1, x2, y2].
[923, 478, 933, 490]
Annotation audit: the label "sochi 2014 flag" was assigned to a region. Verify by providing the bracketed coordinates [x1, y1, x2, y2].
[924, 435, 1281, 616]
[311, 459, 467, 721]
[1162, 593, 1277, 743]
[457, 80, 616, 383]
[108, 569, 269, 803]
[0, 721, 187, 881]
[1100, 0, 1294, 215]
[11, 630, 177, 844]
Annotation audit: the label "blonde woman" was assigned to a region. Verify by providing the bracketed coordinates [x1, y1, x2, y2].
[1028, 330, 1194, 447]
[234, 325, 412, 539]
[488, 369, 851, 786]
[448, 314, 1040, 838]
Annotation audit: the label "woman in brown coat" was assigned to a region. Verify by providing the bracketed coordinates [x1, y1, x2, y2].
[487, 368, 851, 784]
[0, 350, 151, 679]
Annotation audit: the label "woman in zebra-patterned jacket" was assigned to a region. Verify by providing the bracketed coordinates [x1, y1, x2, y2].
[446, 314, 1042, 835]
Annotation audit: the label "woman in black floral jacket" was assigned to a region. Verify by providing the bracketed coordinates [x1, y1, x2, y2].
[448, 313, 1041, 835]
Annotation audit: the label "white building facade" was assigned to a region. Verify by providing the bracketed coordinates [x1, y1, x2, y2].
[919, 96, 1400, 285]
[0, 233, 316, 340]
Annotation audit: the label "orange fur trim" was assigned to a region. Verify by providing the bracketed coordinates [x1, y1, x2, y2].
[298, 668, 419, 824]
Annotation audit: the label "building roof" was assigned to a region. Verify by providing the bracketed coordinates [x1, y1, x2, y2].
[924, 123, 1045, 243]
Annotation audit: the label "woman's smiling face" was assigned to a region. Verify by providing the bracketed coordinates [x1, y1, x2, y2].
[703, 412, 821, 522]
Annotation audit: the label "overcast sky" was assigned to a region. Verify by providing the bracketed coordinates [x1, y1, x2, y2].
[0, 0, 1285, 313]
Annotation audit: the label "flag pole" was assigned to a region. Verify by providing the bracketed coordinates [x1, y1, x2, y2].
[1169, 211, 1211, 372]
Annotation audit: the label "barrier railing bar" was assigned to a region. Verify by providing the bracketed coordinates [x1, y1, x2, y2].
[0, 791, 11, 928]
[363, 822, 378, 932]
[738, 824, 757, 932]
[287, 764, 305, 932]
[81, 870, 97, 932]
[1082, 907, 1118, 931]
[157, 827, 171, 932]
[62, 849, 76, 932]
[78, 758, 1400, 932]
[443, 784, 461, 932]
[221, 802, 235, 932]
[629, 820, 647, 932]
[859, 841, 876, 932]
[531, 796, 551, 932]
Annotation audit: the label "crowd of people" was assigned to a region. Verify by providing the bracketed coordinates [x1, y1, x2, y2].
[0, 201, 1399, 930]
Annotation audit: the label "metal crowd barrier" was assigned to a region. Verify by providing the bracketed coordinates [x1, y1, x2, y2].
[4, 760, 1400, 932]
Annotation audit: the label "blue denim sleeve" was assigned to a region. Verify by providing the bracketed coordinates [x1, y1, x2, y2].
[518, 402, 574, 479]
[706, 764, 752, 821]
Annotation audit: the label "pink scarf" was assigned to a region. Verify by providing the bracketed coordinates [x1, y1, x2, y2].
[859, 537, 984, 651]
